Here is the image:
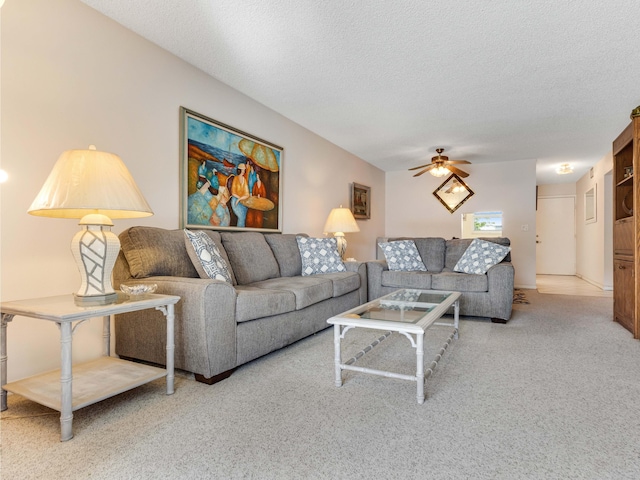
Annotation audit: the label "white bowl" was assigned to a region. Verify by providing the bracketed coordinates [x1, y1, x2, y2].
[120, 284, 157, 295]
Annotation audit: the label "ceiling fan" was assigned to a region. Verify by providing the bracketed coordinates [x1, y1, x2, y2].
[409, 148, 471, 178]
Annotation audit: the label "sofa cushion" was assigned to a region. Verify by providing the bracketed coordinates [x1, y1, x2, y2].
[265, 233, 306, 277]
[453, 239, 511, 274]
[379, 240, 427, 272]
[317, 271, 361, 297]
[221, 232, 280, 285]
[413, 238, 446, 272]
[445, 237, 511, 270]
[234, 286, 297, 323]
[120, 226, 198, 279]
[184, 229, 233, 283]
[431, 272, 488, 292]
[296, 236, 346, 275]
[381, 270, 432, 289]
[249, 276, 333, 310]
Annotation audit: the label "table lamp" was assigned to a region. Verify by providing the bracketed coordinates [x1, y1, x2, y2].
[323, 205, 360, 260]
[28, 146, 153, 304]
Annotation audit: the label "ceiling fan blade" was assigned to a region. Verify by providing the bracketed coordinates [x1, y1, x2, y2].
[413, 167, 435, 177]
[446, 160, 471, 165]
[408, 163, 434, 171]
[412, 163, 436, 172]
[447, 166, 469, 178]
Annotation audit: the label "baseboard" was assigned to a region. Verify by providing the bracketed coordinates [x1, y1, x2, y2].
[576, 274, 610, 291]
[515, 284, 537, 290]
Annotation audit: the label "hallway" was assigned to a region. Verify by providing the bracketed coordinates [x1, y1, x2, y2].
[536, 274, 613, 297]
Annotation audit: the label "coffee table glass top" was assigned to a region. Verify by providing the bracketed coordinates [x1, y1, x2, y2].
[343, 289, 457, 325]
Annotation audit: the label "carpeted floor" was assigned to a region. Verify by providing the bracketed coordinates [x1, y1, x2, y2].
[2, 290, 638, 479]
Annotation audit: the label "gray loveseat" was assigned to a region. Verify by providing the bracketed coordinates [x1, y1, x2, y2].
[367, 237, 514, 322]
[113, 227, 367, 384]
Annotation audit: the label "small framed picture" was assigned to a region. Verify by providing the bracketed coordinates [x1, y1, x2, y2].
[351, 183, 371, 219]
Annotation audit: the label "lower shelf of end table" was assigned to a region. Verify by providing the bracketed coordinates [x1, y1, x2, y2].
[3, 356, 166, 412]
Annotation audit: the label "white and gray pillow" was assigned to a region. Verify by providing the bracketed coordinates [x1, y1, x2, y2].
[453, 238, 510, 274]
[184, 229, 233, 283]
[296, 236, 346, 276]
[379, 240, 427, 272]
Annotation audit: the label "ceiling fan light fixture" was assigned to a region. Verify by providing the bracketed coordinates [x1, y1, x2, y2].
[556, 163, 573, 175]
[409, 148, 471, 178]
[430, 165, 450, 177]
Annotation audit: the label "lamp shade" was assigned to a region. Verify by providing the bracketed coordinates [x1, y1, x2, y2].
[323, 206, 360, 234]
[28, 146, 153, 219]
[28, 146, 153, 304]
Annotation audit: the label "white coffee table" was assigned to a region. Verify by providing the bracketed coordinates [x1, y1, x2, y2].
[327, 289, 460, 404]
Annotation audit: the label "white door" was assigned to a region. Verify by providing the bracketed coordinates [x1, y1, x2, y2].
[536, 196, 576, 274]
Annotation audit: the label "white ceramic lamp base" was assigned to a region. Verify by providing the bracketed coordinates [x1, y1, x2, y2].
[334, 233, 347, 261]
[70, 214, 119, 304]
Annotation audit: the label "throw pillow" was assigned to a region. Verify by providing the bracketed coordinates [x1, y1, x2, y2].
[184, 229, 233, 283]
[453, 238, 511, 274]
[296, 236, 346, 276]
[379, 240, 428, 272]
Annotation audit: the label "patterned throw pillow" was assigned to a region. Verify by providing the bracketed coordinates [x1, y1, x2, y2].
[453, 238, 511, 274]
[379, 240, 427, 272]
[296, 236, 346, 276]
[184, 229, 233, 283]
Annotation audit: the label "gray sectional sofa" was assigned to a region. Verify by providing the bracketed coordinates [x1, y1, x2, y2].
[367, 237, 514, 322]
[113, 227, 367, 384]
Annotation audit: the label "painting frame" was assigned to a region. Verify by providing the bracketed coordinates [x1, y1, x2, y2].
[433, 173, 474, 214]
[180, 107, 283, 232]
[351, 182, 371, 219]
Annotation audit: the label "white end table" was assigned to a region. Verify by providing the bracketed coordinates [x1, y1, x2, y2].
[1, 293, 180, 441]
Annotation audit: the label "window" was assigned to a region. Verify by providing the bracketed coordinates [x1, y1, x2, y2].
[461, 212, 503, 238]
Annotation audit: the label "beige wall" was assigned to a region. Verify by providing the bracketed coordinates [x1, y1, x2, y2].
[575, 153, 614, 289]
[537, 183, 577, 197]
[1, 0, 385, 381]
[385, 159, 538, 289]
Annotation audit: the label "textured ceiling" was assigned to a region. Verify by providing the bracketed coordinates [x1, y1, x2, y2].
[81, 0, 640, 184]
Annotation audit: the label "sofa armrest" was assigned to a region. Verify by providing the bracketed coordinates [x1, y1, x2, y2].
[486, 262, 515, 320]
[365, 260, 388, 301]
[345, 260, 367, 304]
[115, 276, 238, 379]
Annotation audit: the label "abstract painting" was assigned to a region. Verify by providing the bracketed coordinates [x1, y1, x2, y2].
[180, 107, 283, 232]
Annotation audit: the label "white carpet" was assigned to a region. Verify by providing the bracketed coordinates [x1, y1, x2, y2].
[2, 290, 639, 479]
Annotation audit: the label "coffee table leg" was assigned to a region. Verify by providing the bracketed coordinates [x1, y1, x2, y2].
[333, 325, 343, 387]
[416, 332, 424, 404]
[454, 299, 460, 339]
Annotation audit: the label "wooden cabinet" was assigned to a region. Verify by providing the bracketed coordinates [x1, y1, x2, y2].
[613, 259, 634, 332]
[612, 109, 640, 337]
